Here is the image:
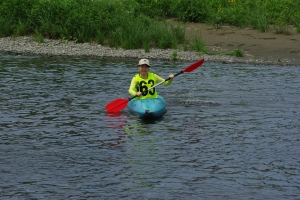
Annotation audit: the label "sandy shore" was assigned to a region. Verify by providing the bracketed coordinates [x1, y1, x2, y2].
[1, 24, 299, 66]
[185, 23, 300, 66]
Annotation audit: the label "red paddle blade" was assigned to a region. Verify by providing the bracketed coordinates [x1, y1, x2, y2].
[105, 98, 129, 112]
[182, 58, 204, 72]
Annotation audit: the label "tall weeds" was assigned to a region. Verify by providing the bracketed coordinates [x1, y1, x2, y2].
[0, 0, 186, 51]
[0, 0, 298, 54]
[144, 0, 299, 33]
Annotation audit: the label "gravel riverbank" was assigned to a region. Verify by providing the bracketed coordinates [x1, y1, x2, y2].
[0, 36, 297, 66]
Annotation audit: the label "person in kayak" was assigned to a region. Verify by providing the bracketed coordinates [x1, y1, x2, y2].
[128, 58, 174, 99]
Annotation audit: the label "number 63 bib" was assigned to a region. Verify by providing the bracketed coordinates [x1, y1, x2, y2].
[135, 72, 158, 99]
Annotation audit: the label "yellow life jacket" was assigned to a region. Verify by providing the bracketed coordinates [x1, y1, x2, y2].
[134, 72, 158, 99]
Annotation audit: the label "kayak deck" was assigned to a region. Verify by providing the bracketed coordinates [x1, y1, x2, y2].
[127, 95, 167, 119]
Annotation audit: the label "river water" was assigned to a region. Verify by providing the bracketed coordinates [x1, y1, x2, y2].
[0, 53, 299, 199]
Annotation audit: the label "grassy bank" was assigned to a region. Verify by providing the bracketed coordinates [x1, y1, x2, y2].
[0, 0, 186, 52]
[136, 0, 300, 34]
[0, 0, 299, 57]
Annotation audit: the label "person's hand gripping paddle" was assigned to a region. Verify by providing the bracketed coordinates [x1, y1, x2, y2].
[105, 58, 204, 113]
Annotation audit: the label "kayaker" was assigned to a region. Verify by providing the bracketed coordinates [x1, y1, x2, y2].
[128, 58, 174, 99]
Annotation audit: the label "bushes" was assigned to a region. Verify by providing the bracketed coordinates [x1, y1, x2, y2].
[0, 0, 37, 36]
[0, 0, 37, 22]
[0, 0, 186, 51]
[0, 0, 298, 53]
[168, 0, 299, 30]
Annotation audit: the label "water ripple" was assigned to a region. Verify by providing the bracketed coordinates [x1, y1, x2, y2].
[0, 54, 300, 199]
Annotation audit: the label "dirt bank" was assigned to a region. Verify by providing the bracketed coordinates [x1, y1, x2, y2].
[185, 23, 300, 65]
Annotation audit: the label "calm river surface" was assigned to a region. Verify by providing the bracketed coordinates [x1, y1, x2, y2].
[0, 53, 299, 199]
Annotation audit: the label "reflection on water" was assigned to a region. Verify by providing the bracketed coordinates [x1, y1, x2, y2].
[0, 53, 300, 199]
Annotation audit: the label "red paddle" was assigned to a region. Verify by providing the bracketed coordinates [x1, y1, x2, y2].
[105, 58, 204, 113]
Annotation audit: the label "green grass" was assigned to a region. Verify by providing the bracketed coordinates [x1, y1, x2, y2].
[228, 48, 244, 57]
[0, 0, 299, 57]
[171, 50, 178, 60]
[189, 36, 207, 53]
[0, 0, 187, 52]
[33, 31, 44, 43]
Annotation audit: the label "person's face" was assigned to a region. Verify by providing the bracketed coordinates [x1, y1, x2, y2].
[138, 64, 149, 74]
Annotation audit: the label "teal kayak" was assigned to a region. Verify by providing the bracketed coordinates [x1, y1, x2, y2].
[127, 95, 167, 119]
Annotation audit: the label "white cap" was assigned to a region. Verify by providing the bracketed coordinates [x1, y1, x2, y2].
[138, 59, 150, 67]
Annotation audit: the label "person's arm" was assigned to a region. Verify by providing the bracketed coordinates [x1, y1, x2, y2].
[128, 77, 137, 96]
[154, 74, 173, 86]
